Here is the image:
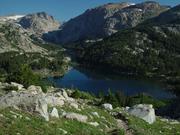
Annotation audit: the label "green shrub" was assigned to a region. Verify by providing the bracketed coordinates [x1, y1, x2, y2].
[128, 93, 169, 108]
[38, 83, 48, 93]
[101, 90, 130, 108]
[71, 89, 95, 100]
[6, 64, 50, 93]
[109, 129, 125, 135]
[101, 91, 169, 109]
[6, 64, 41, 88]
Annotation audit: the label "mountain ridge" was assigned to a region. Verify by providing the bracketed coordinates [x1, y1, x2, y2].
[44, 1, 169, 44]
[74, 4, 180, 77]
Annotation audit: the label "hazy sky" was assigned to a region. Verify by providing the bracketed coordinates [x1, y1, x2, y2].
[0, 0, 179, 22]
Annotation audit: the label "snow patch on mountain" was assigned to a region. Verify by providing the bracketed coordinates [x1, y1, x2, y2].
[0, 15, 25, 22]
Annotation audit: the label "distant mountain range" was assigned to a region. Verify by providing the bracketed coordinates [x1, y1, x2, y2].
[0, 12, 60, 53]
[0, 1, 179, 71]
[44, 1, 170, 44]
[19, 12, 60, 36]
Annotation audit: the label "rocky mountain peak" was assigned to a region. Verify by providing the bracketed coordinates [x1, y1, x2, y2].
[84, 2, 135, 19]
[19, 12, 60, 35]
[130, 1, 169, 12]
[33, 12, 55, 20]
[98, 2, 133, 10]
[45, 1, 169, 44]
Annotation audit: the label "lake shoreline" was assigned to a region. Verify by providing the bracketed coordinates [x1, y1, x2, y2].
[48, 67, 176, 100]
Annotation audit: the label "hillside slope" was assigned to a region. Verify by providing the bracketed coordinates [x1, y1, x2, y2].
[0, 22, 47, 53]
[75, 4, 180, 77]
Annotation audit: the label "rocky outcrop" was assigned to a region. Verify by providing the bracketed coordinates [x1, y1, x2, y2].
[45, 94, 65, 107]
[126, 104, 156, 124]
[0, 81, 179, 135]
[27, 85, 43, 94]
[35, 97, 49, 121]
[0, 89, 49, 120]
[0, 83, 79, 121]
[46, 1, 169, 44]
[19, 12, 60, 36]
[10, 82, 24, 90]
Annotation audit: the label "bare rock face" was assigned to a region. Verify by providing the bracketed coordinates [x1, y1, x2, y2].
[50, 107, 59, 118]
[0, 85, 65, 121]
[0, 22, 47, 54]
[27, 85, 43, 94]
[109, 1, 169, 31]
[48, 1, 169, 44]
[35, 97, 49, 121]
[0, 90, 49, 121]
[127, 104, 156, 124]
[45, 95, 65, 107]
[0, 83, 82, 121]
[19, 12, 60, 36]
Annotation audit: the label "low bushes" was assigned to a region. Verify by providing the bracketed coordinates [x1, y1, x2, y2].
[70, 89, 169, 109]
[6, 64, 48, 93]
[100, 90, 169, 109]
[71, 89, 95, 100]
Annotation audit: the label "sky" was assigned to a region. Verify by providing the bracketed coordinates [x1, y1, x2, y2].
[0, 0, 179, 22]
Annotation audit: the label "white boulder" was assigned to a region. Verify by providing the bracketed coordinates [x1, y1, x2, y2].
[45, 96, 64, 107]
[62, 89, 69, 99]
[102, 103, 113, 110]
[35, 98, 49, 121]
[89, 122, 99, 127]
[27, 85, 42, 94]
[0, 90, 49, 121]
[10, 82, 24, 90]
[64, 112, 88, 123]
[127, 104, 156, 124]
[50, 107, 59, 118]
[91, 112, 99, 117]
[69, 103, 78, 109]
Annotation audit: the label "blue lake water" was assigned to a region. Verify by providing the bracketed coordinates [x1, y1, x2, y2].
[48, 68, 175, 99]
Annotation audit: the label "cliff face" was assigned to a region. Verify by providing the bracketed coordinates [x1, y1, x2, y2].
[49, 1, 169, 44]
[19, 12, 60, 36]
